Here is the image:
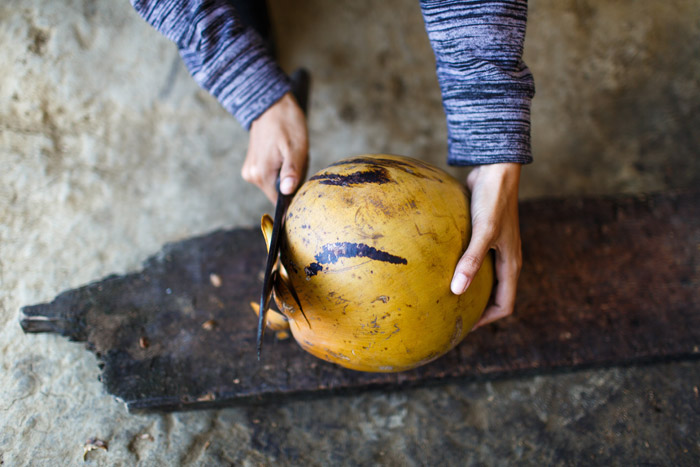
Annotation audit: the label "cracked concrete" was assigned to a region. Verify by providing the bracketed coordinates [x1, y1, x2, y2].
[1, 0, 699, 465]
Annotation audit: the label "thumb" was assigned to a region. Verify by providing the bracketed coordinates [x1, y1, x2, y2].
[279, 149, 307, 195]
[451, 225, 492, 295]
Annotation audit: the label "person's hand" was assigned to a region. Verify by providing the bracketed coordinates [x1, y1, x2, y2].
[242, 92, 308, 203]
[451, 163, 523, 330]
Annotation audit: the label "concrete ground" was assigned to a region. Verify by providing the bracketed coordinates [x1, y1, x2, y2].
[1, 0, 699, 465]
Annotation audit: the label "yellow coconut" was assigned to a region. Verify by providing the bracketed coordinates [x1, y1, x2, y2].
[261, 154, 493, 372]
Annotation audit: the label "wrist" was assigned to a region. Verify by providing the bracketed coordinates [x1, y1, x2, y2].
[251, 92, 300, 129]
[468, 163, 521, 191]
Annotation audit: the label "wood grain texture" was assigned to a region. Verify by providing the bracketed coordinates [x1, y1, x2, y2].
[20, 191, 700, 412]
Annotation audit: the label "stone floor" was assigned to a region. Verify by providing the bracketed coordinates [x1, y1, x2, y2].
[1, 0, 699, 465]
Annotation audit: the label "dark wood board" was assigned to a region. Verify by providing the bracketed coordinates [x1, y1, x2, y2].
[20, 191, 700, 412]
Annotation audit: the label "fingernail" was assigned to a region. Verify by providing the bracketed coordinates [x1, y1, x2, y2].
[280, 177, 295, 194]
[451, 273, 469, 295]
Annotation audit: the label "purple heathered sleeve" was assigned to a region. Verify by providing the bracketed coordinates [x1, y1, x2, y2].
[131, 0, 290, 129]
[419, 0, 536, 166]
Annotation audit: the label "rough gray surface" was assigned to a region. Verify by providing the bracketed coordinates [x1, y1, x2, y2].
[1, 0, 699, 465]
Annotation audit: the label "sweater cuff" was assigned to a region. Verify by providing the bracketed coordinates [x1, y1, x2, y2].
[216, 54, 291, 130]
[178, 2, 290, 129]
[443, 88, 534, 167]
[179, 27, 291, 130]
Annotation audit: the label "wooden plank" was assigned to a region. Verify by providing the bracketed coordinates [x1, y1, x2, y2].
[20, 191, 700, 412]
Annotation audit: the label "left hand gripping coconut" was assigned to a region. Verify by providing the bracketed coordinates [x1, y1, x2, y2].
[258, 154, 494, 372]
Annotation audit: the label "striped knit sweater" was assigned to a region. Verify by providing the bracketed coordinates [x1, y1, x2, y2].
[131, 0, 535, 166]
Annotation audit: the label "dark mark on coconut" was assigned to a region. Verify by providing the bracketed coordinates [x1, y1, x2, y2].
[310, 242, 407, 270]
[305, 262, 323, 277]
[329, 157, 444, 182]
[310, 168, 391, 186]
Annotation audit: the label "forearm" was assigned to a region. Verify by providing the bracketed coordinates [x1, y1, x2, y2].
[131, 0, 290, 129]
[420, 0, 535, 166]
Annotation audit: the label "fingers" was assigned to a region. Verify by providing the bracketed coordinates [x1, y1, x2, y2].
[472, 245, 521, 330]
[455, 163, 523, 329]
[451, 223, 493, 295]
[243, 92, 308, 203]
[279, 140, 308, 196]
[242, 155, 279, 203]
